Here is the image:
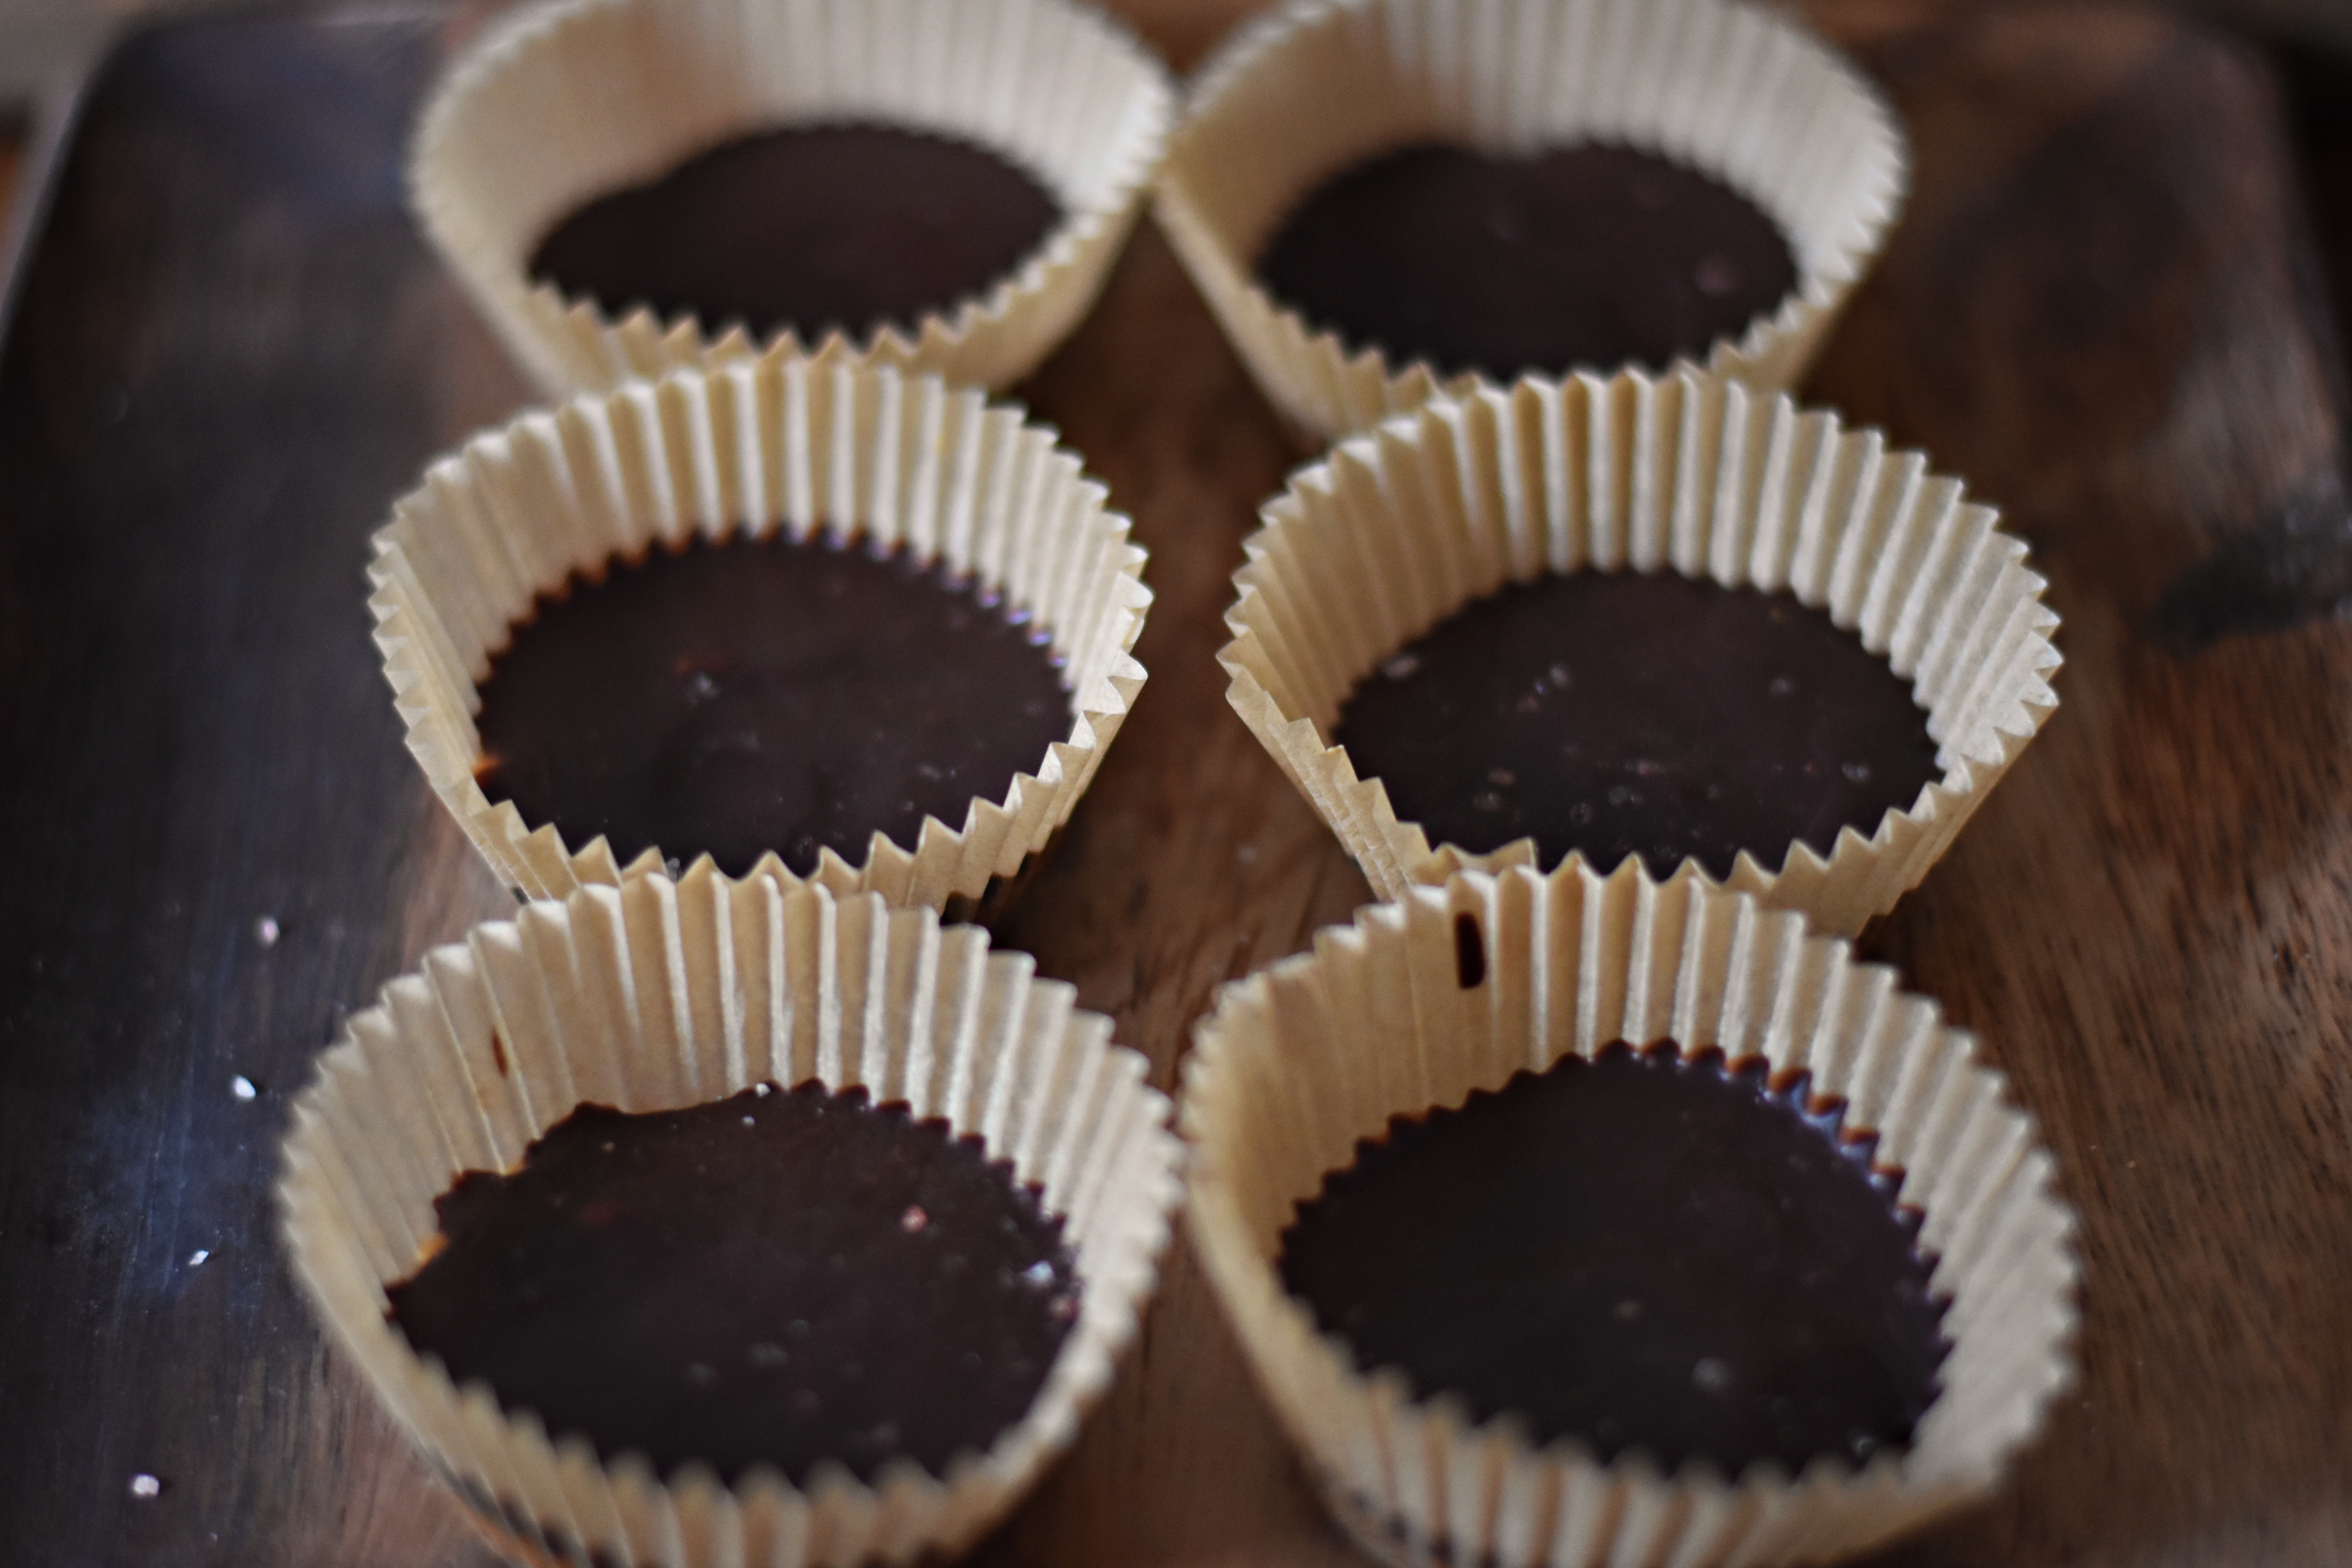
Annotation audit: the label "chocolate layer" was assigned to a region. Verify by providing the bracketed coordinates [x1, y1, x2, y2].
[1332, 570, 1939, 881]
[1279, 1042, 1946, 1474]
[389, 1082, 1080, 1485]
[472, 531, 1071, 878]
[530, 123, 1062, 342]
[1256, 142, 1796, 379]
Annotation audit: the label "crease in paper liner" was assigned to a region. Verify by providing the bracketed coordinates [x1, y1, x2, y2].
[1180, 864, 2080, 1568]
[412, 0, 1175, 397]
[279, 871, 1184, 1568]
[1217, 367, 2061, 940]
[370, 357, 1151, 909]
[1152, 0, 1908, 441]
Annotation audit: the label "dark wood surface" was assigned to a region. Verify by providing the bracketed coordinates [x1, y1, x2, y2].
[5, 3, 2352, 1564]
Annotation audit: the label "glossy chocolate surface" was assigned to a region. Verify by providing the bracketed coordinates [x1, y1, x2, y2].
[530, 123, 1062, 341]
[388, 1083, 1080, 1485]
[1256, 142, 1796, 378]
[1332, 570, 1939, 881]
[1279, 1042, 1947, 1474]
[472, 531, 1071, 878]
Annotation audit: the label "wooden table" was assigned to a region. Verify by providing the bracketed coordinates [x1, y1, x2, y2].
[5, 2, 2352, 1562]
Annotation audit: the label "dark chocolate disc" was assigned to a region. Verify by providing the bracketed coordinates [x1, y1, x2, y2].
[1256, 142, 1797, 379]
[1331, 570, 1940, 882]
[471, 530, 1072, 878]
[530, 123, 1063, 342]
[1278, 1042, 1948, 1475]
[388, 1083, 1080, 1485]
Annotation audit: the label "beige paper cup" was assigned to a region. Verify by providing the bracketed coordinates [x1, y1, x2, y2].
[281, 870, 1183, 1568]
[370, 358, 1150, 906]
[1183, 862, 2078, 1568]
[412, 0, 1175, 396]
[1154, 0, 1906, 441]
[1219, 367, 2059, 939]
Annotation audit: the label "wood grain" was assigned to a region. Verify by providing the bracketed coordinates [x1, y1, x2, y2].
[1810, 7, 2352, 1564]
[4, 4, 2352, 1566]
[0, 17, 527, 1566]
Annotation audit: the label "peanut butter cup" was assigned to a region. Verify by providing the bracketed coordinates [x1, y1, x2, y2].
[1220, 370, 2058, 938]
[281, 876, 1182, 1568]
[1280, 1042, 1946, 1475]
[373, 361, 1149, 907]
[1182, 868, 2079, 1568]
[412, 0, 1172, 392]
[1332, 570, 1940, 883]
[471, 531, 1071, 880]
[1257, 143, 1796, 381]
[1154, 0, 1906, 438]
[530, 124, 1062, 347]
[389, 1082, 1079, 1485]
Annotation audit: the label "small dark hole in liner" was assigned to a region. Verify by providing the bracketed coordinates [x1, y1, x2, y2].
[1453, 913, 1485, 989]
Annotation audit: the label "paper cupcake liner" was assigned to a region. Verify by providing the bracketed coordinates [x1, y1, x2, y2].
[412, 0, 1174, 397]
[1182, 862, 2079, 1568]
[1218, 367, 2060, 938]
[280, 870, 1183, 1568]
[1154, 0, 1907, 441]
[370, 358, 1151, 907]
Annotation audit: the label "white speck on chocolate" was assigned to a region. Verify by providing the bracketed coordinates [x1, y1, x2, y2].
[230, 1076, 257, 1101]
[1379, 652, 1421, 681]
[1021, 1259, 1055, 1287]
[1694, 254, 1741, 298]
[1692, 1356, 1733, 1396]
[188, 1250, 209, 1267]
[753, 1083, 772, 1096]
[255, 916, 279, 947]
[901, 1205, 929, 1234]
[129, 1475, 161, 1499]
